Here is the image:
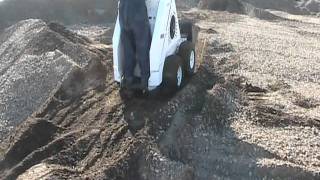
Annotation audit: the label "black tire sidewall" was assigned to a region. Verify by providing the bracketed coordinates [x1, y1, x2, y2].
[162, 55, 184, 93]
[179, 41, 196, 76]
[180, 21, 193, 41]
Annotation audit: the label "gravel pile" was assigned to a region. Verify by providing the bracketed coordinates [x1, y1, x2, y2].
[0, 19, 104, 143]
[0, 0, 118, 31]
[68, 24, 114, 44]
[198, 0, 282, 20]
[243, 0, 320, 15]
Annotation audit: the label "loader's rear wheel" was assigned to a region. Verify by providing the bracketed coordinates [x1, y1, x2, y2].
[179, 41, 196, 76]
[162, 55, 184, 94]
[180, 21, 193, 41]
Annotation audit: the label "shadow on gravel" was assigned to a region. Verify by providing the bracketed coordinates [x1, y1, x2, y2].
[157, 79, 319, 180]
[251, 104, 320, 129]
[244, 84, 320, 129]
[153, 34, 320, 179]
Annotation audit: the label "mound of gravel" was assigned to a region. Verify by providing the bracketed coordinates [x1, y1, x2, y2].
[300, 0, 320, 13]
[241, 2, 281, 20]
[67, 24, 114, 44]
[0, 19, 107, 143]
[243, 0, 320, 15]
[0, 0, 118, 31]
[198, 0, 320, 15]
[198, 0, 281, 20]
[0, 17, 198, 180]
[176, 0, 201, 9]
[198, 0, 244, 13]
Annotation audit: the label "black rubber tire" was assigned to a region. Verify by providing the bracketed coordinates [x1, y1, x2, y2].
[179, 41, 196, 76]
[162, 55, 184, 94]
[180, 21, 193, 41]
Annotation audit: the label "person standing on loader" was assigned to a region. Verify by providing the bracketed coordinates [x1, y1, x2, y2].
[119, 0, 151, 90]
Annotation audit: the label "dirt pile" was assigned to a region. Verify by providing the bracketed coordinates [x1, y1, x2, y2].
[198, 0, 244, 13]
[0, 18, 204, 180]
[198, 0, 320, 16]
[198, 0, 281, 20]
[299, 0, 320, 13]
[243, 0, 320, 15]
[0, 19, 108, 143]
[0, 17, 243, 180]
[0, 0, 118, 31]
[176, 0, 200, 9]
[68, 24, 114, 44]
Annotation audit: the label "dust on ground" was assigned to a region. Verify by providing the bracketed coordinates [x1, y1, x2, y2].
[0, 4, 320, 180]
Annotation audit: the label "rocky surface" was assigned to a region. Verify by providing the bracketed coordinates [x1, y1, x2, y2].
[182, 8, 320, 178]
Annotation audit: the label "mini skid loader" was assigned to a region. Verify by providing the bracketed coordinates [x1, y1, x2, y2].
[113, 0, 196, 93]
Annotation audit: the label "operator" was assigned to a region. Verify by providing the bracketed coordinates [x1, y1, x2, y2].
[119, 0, 151, 90]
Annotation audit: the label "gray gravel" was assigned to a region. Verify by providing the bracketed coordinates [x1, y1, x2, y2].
[168, 8, 320, 179]
[242, 0, 320, 15]
[0, 19, 97, 143]
[67, 23, 114, 44]
[196, 9, 320, 174]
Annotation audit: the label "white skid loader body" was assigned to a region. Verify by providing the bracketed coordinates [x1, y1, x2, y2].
[113, 0, 187, 90]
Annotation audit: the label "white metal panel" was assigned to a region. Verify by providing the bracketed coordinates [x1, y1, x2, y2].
[165, 0, 181, 57]
[149, 0, 171, 73]
[112, 15, 121, 82]
[149, 0, 182, 87]
[146, 0, 160, 35]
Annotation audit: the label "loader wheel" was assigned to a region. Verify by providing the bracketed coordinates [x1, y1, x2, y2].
[179, 41, 196, 76]
[162, 55, 184, 93]
[180, 21, 193, 41]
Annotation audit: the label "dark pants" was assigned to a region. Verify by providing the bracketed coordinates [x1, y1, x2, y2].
[119, 0, 151, 82]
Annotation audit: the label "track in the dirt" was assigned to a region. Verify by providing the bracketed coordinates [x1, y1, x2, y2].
[0, 32, 219, 179]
